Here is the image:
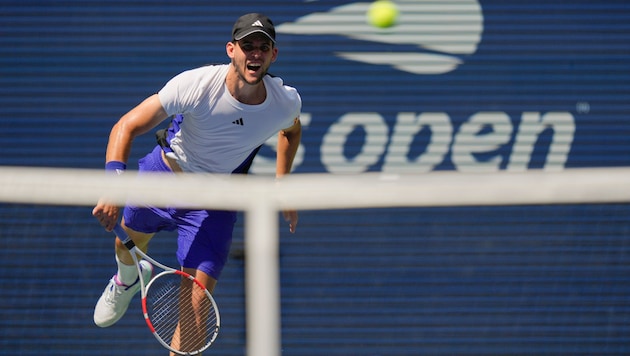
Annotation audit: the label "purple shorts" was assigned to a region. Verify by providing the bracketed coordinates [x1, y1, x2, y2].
[123, 146, 237, 280]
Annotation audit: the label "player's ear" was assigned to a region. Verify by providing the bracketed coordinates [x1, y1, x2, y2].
[271, 47, 278, 63]
[226, 41, 236, 59]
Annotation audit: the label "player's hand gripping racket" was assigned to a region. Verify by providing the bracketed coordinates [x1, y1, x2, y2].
[113, 224, 220, 355]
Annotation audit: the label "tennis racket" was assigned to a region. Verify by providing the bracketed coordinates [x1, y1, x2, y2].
[113, 223, 220, 355]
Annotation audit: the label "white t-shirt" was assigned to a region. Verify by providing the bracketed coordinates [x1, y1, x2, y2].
[157, 64, 301, 173]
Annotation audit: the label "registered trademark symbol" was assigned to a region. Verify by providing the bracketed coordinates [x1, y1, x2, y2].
[576, 102, 590, 114]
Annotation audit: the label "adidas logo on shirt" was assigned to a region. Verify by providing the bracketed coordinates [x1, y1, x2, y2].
[232, 118, 244, 126]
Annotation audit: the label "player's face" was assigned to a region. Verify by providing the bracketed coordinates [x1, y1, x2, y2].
[228, 34, 278, 85]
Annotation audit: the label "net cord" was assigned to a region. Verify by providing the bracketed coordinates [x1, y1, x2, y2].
[0, 167, 629, 210]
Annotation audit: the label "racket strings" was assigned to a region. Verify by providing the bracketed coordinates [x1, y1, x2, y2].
[145, 273, 218, 354]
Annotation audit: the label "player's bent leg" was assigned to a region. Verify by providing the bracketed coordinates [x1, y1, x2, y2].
[169, 268, 217, 356]
[115, 222, 154, 265]
[93, 225, 155, 328]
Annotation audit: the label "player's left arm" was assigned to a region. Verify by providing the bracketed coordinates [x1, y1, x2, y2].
[276, 117, 301, 177]
[276, 117, 301, 233]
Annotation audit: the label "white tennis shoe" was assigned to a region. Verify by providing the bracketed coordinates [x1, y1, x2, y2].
[93, 260, 153, 328]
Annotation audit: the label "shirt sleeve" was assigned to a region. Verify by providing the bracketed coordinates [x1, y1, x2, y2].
[158, 71, 191, 116]
[157, 66, 211, 117]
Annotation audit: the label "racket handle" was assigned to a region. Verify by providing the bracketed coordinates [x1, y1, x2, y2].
[113, 223, 137, 250]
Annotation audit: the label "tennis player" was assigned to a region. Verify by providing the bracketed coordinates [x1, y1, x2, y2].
[92, 13, 301, 331]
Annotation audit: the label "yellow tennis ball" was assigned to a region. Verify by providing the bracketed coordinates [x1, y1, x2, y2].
[367, 0, 399, 28]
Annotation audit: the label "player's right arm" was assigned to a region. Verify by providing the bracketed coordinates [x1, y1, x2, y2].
[93, 94, 169, 231]
[106, 94, 169, 164]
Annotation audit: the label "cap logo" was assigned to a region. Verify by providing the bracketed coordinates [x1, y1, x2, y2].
[251, 20, 263, 27]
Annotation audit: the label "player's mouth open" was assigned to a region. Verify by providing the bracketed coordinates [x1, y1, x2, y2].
[247, 63, 261, 72]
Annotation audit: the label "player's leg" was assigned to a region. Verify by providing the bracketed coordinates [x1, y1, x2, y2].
[114, 222, 154, 284]
[185, 267, 218, 293]
[94, 201, 176, 327]
[169, 208, 236, 354]
[170, 268, 217, 356]
[93, 222, 156, 328]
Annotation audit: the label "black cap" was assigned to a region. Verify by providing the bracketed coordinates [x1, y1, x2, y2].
[232, 13, 276, 43]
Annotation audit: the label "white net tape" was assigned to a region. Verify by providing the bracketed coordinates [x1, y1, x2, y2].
[1, 166, 629, 210]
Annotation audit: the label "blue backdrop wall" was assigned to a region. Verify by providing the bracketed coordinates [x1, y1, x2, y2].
[1, 1, 629, 355]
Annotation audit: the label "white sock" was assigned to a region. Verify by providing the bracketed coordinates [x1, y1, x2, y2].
[116, 254, 138, 286]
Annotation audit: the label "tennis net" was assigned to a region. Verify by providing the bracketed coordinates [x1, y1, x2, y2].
[0, 166, 629, 355]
